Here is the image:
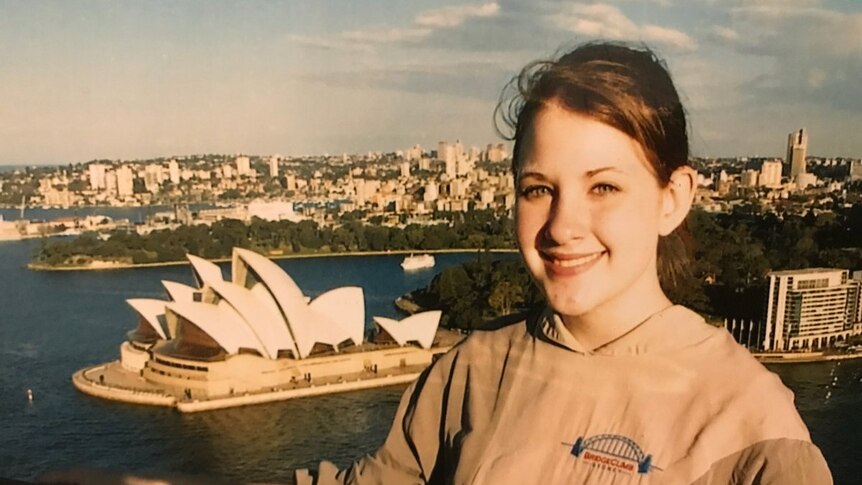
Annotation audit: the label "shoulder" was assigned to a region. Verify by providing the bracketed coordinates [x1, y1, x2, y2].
[419, 308, 540, 380]
[457, 307, 543, 354]
[691, 438, 833, 485]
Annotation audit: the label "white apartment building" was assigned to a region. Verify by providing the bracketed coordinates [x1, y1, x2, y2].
[168, 159, 180, 184]
[759, 160, 783, 188]
[741, 169, 759, 187]
[236, 155, 252, 177]
[269, 156, 280, 178]
[762, 268, 862, 351]
[116, 166, 134, 197]
[89, 163, 107, 191]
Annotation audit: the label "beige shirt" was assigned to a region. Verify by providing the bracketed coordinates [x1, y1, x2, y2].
[298, 305, 832, 484]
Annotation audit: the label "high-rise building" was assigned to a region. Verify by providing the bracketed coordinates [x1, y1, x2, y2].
[269, 155, 280, 178]
[116, 166, 134, 197]
[105, 171, 118, 195]
[144, 164, 163, 194]
[741, 169, 759, 187]
[88, 164, 107, 191]
[762, 268, 862, 351]
[786, 128, 808, 180]
[850, 160, 862, 182]
[400, 161, 410, 178]
[236, 155, 251, 177]
[759, 160, 783, 188]
[438, 141, 457, 177]
[168, 159, 180, 185]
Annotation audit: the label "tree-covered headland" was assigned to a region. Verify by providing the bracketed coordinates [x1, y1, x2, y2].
[32, 210, 514, 267]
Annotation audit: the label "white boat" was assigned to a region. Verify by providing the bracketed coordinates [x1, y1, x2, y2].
[401, 253, 435, 271]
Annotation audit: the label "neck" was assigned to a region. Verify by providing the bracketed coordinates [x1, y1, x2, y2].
[560, 277, 672, 352]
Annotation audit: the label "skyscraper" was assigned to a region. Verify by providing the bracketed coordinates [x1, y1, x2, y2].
[786, 128, 808, 180]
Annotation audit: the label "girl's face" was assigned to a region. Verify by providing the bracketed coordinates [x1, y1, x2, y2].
[515, 104, 676, 321]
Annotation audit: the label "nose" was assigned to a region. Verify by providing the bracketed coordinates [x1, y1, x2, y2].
[542, 195, 590, 245]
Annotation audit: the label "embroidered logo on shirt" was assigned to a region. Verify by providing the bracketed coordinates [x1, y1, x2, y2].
[563, 434, 660, 475]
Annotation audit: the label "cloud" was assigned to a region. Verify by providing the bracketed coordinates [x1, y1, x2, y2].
[710, 25, 739, 42]
[709, 4, 862, 109]
[415, 2, 500, 28]
[550, 3, 697, 52]
[722, 5, 862, 58]
[289, 2, 501, 50]
[341, 27, 432, 44]
[302, 60, 512, 102]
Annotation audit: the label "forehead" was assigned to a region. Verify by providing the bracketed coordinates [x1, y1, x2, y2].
[518, 104, 654, 178]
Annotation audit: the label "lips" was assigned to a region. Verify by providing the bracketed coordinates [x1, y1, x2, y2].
[541, 250, 605, 277]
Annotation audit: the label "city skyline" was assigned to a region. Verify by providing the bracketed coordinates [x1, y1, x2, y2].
[1, 0, 861, 165]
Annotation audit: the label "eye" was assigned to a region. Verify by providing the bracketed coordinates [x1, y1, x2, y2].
[590, 183, 619, 195]
[519, 185, 553, 200]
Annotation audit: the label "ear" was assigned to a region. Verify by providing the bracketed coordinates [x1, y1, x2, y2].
[658, 166, 696, 236]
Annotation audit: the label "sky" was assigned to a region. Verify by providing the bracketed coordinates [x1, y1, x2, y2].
[1, 0, 860, 165]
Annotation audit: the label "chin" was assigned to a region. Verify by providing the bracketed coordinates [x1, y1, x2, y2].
[543, 288, 598, 318]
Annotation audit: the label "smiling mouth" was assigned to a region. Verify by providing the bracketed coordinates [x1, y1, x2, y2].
[541, 250, 605, 275]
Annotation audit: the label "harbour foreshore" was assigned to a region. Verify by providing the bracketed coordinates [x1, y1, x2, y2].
[753, 350, 862, 364]
[30, 248, 518, 271]
[73, 359, 428, 413]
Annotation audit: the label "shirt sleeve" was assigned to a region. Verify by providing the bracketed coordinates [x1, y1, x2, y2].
[295, 351, 458, 485]
[690, 438, 833, 485]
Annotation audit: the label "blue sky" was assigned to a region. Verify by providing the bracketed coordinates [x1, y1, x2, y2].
[1, 0, 860, 165]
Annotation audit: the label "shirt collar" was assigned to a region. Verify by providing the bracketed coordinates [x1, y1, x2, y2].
[536, 304, 712, 356]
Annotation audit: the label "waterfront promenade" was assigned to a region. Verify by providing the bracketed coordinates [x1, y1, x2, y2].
[73, 358, 432, 413]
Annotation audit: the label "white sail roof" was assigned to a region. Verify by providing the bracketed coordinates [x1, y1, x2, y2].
[373, 311, 442, 349]
[187, 254, 224, 288]
[166, 300, 266, 356]
[162, 280, 196, 302]
[231, 248, 360, 358]
[138, 249, 371, 361]
[126, 298, 168, 339]
[206, 279, 296, 359]
[309, 287, 365, 346]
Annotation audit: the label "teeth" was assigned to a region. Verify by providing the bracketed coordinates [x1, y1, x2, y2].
[555, 252, 602, 267]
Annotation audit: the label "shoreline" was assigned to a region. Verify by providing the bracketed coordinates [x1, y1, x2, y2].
[72, 361, 425, 413]
[29, 248, 519, 271]
[754, 351, 862, 364]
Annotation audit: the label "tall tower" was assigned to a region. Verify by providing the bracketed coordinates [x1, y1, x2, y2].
[786, 128, 808, 180]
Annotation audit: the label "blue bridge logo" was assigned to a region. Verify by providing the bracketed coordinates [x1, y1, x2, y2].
[564, 434, 660, 475]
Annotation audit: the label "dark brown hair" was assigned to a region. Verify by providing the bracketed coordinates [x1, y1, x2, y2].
[497, 41, 692, 289]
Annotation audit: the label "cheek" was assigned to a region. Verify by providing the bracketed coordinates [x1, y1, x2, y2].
[515, 203, 550, 251]
[594, 202, 661, 253]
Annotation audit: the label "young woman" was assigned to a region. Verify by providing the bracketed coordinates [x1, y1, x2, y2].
[40, 42, 831, 485]
[297, 43, 832, 484]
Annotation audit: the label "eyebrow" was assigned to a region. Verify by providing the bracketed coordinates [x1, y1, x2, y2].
[517, 166, 625, 180]
[585, 166, 626, 177]
[516, 170, 549, 182]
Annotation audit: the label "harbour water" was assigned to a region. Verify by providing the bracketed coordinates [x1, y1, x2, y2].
[0, 238, 860, 483]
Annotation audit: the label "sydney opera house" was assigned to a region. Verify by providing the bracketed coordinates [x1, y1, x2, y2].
[73, 248, 461, 412]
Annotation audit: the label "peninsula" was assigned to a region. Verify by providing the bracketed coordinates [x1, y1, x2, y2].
[73, 248, 463, 412]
